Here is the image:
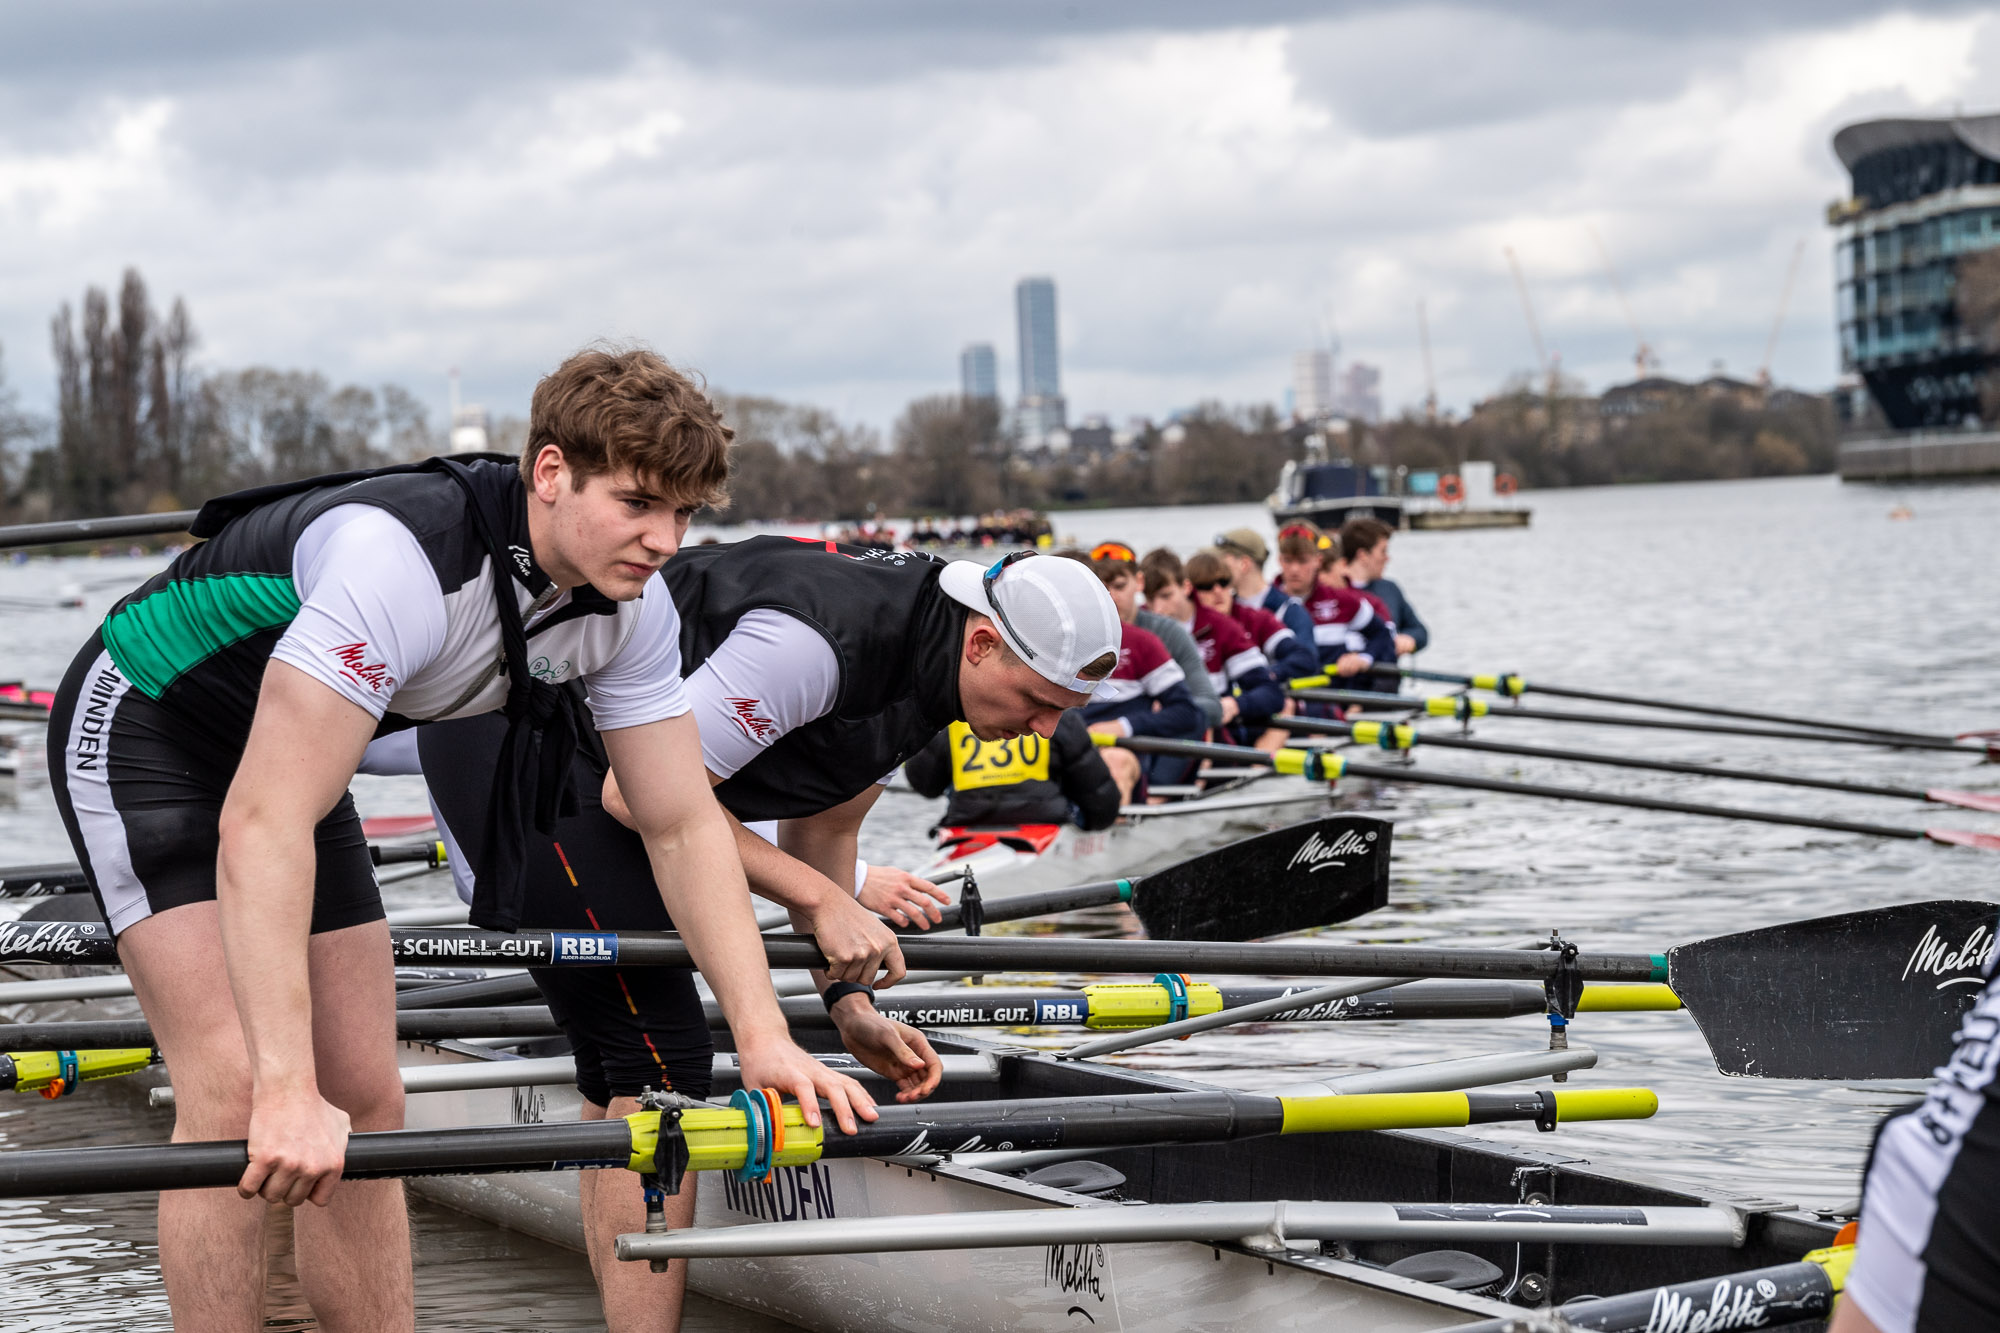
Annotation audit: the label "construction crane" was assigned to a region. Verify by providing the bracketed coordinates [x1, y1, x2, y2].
[1590, 226, 1657, 379]
[1416, 299, 1438, 424]
[1758, 238, 1808, 390]
[1502, 246, 1555, 397]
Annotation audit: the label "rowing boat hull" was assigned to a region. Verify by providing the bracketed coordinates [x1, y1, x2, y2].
[391, 1034, 1835, 1332]
[915, 777, 1339, 903]
[397, 1043, 1514, 1330]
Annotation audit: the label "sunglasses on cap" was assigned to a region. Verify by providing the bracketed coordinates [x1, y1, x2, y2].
[1277, 523, 1333, 551]
[982, 549, 1040, 662]
[1089, 541, 1137, 563]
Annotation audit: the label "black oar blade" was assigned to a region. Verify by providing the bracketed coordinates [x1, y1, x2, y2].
[1131, 816, 1391, 941]
[1668, 899, 1998, 1079]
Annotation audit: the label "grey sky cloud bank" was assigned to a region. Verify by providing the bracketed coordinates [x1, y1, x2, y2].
[1, 2, 1992, 436]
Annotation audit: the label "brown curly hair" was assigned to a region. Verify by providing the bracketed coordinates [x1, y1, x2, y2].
[523, 346, 732, 507]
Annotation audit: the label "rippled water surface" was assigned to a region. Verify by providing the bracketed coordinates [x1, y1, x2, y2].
[2, 473, 1996, 1325]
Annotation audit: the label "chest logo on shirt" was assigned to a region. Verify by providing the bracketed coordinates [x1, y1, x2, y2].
[329, 642, 395, 693]
[726, 697, 778, 741]
[529, 656, 573, 683]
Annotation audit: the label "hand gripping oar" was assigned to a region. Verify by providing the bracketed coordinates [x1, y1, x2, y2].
[1447, 1242, 1854, 1333]
[1289, 684, 1997, 756]
[1097, 732, 2000, 850]
[0, 1085, 1657, 1200]
[1276, 714, 2000, 814]
[5, 902, 1988, 1077]
[1373, 661, 1977, 748]
[903, 816, 1391, 941]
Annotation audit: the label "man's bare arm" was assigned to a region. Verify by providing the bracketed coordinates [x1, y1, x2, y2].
[604, 769, 909, 985]
[217, 660, 380, 1207]
[601, 715, 875, 1132]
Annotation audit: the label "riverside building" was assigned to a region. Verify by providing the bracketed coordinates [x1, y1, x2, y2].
[1829, 112, 2000, 428]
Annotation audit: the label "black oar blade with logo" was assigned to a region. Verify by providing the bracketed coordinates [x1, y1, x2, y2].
[1668, 899, 1998, 1079]
[1131, 815, 1391, 942]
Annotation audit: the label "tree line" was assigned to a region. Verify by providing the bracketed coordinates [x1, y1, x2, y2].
[0, 265, 1860, 530]
[0, 268, 436, 524]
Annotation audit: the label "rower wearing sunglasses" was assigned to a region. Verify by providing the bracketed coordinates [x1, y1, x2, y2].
[1137, 549, 1284, 748]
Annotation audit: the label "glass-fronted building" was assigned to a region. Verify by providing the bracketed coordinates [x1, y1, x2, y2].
[960, 342, 998, 400]
[1830, 114, 2000, 428]
[1015, 276, 1065, 437]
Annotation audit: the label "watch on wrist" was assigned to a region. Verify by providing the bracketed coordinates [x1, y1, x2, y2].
[821, 981, 877, 1014]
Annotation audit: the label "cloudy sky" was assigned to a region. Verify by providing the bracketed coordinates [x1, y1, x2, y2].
[2, 2, 1994, 436]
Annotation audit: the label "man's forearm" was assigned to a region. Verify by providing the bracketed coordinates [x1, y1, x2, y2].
[726, 810, 839, 912]
[217, 816, 323, 1094]
[642, 808, 792, 1046]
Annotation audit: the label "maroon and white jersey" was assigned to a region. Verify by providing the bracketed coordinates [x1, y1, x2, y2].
[1300, 580, 1384, 657]
[1188, 604, 1267, 694]
[1093, 623, 1184, 706]
[1228, 601, 1295, 661]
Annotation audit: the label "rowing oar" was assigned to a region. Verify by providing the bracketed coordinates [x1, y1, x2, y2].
[1373, 661, 1975, 748]
[0, 839, 447, 898]
[1101, 732, 2000, 851]
[1448, 1243, 1854, 1333]
[905, 816, 1390, 941]
[7, 898, 1990, 1077]
[0, 509, 197, 552]
[1289, 684, 1997, 756]
[0, 1086, 1656, 1199]
[1277, 714, 2000, 814]
[614, 1198, 1737, 1264]
[0, 983, 1682, 1054]
[0, 1048, 155, 1097]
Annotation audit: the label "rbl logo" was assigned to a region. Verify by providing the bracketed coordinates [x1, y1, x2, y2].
[553, 932, 618, 963]
[1034, 1000, 1084, 1023]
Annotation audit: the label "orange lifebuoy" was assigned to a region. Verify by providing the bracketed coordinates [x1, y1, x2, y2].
[1438, 473, 1465, 503]
[1495, 473, 1517, 496]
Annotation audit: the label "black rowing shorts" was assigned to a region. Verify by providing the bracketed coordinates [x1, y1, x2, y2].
[418, 715, 713, 1106]
[47, 630, 383, 936]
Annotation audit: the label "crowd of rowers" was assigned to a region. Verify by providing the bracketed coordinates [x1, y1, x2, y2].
[904, 515, 1430, 831]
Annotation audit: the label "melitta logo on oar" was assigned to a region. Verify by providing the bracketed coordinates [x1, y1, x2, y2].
[1285, 828, 1376, 873]
[0, 920, 113, 963]
[1641, 1273, 1778, 1333]
[1902, 923, 1995, 989]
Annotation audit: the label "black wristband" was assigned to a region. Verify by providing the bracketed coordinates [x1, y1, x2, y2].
[821, 981, 877, 1014]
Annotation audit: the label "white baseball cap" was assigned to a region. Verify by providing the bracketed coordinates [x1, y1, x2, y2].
[939, 553, 1121, 695]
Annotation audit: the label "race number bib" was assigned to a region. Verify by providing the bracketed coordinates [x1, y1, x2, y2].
[949, 720, 1051, 790]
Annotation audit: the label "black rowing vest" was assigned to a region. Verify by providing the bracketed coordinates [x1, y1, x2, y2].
[661, 536, 965, 821]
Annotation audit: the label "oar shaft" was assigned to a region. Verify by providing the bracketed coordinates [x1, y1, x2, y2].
[1333, 754, 1929, 840]
[0, 509, 199, 552]
[1111, 731, 1935, 841]
[1278, 714, 1935, 802]
[897, 877, 1134, 934]
[1388, 663, 1958, 745]
[1293, 687, 1985, 753]
[0, 923, 1665, 982]
[0, 1087, 1655, 1198]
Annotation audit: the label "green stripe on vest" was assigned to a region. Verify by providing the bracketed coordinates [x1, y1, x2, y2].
[102, 573, 303, 698]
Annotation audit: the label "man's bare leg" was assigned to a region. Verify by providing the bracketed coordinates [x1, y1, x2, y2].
[120, 903, 269, 1331]
[579, 1096, 699, 1333]
[293, 917, 415, 1333]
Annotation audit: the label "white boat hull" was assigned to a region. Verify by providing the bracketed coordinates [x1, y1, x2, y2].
[396, 1042, 1511, 1331]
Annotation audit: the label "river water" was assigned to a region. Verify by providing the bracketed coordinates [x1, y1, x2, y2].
[0, 472, 1994, 1327]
